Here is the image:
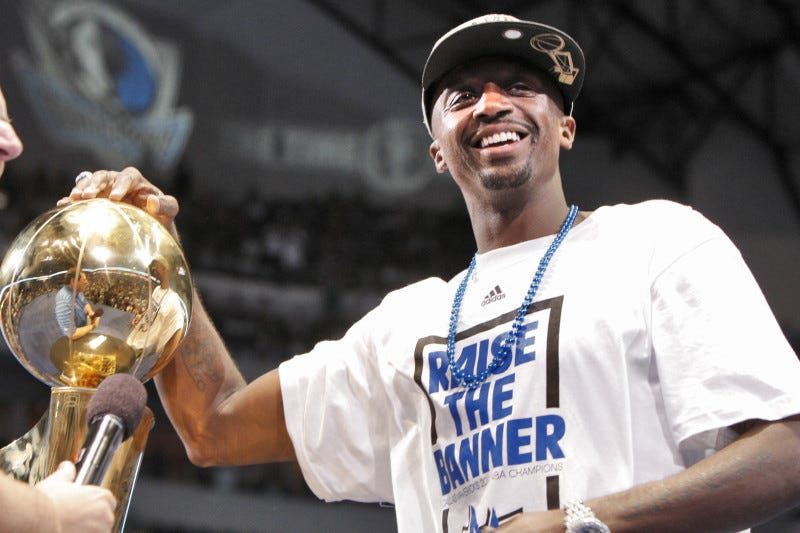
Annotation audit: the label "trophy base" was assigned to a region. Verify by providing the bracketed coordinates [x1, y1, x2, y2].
[0, 411, 48, 481]
[31, 386, 155, 533]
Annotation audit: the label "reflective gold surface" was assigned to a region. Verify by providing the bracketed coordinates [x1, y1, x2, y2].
[0, 198, 193, 387]
[30, 387, 155, 533]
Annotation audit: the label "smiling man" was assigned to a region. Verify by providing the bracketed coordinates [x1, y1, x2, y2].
[428, 55, 578, 252]
[63, 14, 800, 533]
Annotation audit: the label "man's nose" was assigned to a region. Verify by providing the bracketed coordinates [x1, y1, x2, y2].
[473, 83, 513, 121]
[0, 121, 24, 162]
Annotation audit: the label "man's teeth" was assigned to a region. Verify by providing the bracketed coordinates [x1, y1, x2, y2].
[480, 131, 521, 148]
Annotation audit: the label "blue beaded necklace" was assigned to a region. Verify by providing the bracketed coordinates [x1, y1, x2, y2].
[447, 204, 579, 389]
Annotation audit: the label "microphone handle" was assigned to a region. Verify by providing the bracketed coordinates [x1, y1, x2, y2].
[74, 414, 125, 485]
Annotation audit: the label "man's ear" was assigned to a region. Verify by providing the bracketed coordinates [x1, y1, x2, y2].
[560, 115, 577, 150]
[429, 139, 448, 173]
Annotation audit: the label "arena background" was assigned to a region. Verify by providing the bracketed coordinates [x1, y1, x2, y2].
[0, 1, 798, 531]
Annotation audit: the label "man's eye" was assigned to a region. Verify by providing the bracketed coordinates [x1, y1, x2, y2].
[447, 91, 476, 108]
[507, 83, 537, 95]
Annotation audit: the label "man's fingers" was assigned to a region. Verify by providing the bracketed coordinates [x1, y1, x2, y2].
[110, 167, 161, 202]
[58, 168, 180, 232]
[65, 168, 166, 209]
[69, 170, 113, 200]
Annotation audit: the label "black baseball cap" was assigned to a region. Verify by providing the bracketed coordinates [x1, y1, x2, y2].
[422, 14, 585, 136]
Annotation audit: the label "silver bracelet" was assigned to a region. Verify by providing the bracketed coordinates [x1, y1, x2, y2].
[564, 500, 610, 533]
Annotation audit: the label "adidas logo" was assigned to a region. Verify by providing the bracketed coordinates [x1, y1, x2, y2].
[481, 285, 506, 306]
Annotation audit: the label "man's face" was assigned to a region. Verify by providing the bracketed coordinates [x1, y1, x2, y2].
[428, 57, 575, 195]
[70, 272, 89, 292]
[150, 261, 167, 284]
[0, 86, 24, 179]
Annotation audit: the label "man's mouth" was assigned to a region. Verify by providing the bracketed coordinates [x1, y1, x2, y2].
[477, 131, 523, 148]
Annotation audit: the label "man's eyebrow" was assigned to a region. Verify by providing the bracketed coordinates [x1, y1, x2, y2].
[441, 83, 472, 93]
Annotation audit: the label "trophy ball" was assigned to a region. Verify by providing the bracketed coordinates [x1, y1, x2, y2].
[0, 199, 193, 388]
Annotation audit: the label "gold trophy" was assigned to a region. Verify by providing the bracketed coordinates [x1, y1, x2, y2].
[0, 198, 193, 531]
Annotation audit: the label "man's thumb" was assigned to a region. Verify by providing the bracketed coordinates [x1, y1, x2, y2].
[146, 193, 179, 219]
[51, 461, 77, 482]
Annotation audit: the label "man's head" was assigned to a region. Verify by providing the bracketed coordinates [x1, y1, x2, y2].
[421, 14, 584, 137]
[0, 84, 24, 179]
[423, 15, 584, 198]
[148, 254, 169, 284]
[65, 266, 89, 291]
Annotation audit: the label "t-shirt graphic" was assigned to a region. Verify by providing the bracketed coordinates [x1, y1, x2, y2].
[414, 296, 565, 531]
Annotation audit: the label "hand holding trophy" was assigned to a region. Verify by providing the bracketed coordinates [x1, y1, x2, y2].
[0, 196, 193, 531]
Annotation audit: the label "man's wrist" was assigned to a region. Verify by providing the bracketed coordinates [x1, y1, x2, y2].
[563, 501, 610, 533]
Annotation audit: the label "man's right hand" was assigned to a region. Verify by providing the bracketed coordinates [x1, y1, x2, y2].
[58, 167, 180, 235]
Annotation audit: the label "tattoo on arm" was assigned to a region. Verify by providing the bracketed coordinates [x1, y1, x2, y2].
[179, 336, 223, 392]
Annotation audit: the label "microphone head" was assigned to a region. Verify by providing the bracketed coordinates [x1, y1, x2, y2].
[86, 374, 147, 439]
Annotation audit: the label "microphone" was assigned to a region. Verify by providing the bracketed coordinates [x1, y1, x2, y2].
[74, 373, 147, 485]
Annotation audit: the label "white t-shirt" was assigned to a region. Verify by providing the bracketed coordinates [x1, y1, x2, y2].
[280, 200, 800, 533]
[127, 286, 185, 354]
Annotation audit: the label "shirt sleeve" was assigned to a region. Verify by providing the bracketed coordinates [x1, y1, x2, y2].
[650, 213, 800, 452]
[279, 304, 395, 503]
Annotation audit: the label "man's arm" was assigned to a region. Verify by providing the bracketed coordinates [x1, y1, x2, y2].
[0, 462, 116, 533]
[154, 292, 295, 466]
[496, 415, 800, 532]
[60, 167, 295, 467]
[69, 319, 98, 340]
[0, 469, 57, 531]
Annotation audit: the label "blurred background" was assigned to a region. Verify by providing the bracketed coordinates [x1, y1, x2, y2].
[0, 0, 798, 531]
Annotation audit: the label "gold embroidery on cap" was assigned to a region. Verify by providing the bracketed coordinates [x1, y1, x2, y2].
[530, 33, 579, 85]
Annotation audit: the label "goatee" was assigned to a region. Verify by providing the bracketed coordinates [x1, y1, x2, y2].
[478, 163, 533, 190]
